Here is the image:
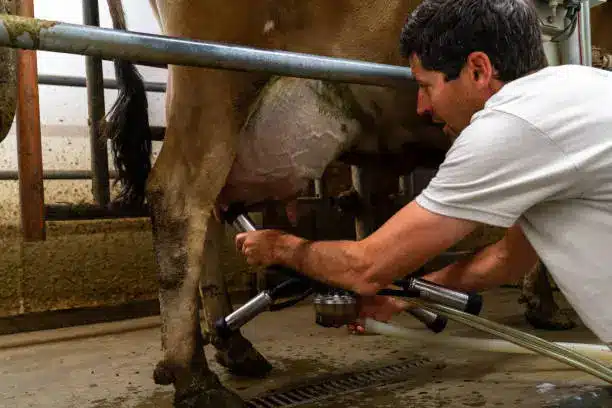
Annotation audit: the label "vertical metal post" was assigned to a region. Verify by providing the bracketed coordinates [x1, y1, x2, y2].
[559, 25, 581, 65]
[83, 0, 110, 207]
[578, 0, 592, 67]
[313, 178, 325, 198]
[16, 0, 45, 241]
[311, 177, 328, 242]
[398, 174, 415, 199]
[557, 3, 583, 66]
[398, 175, 407, 196]
[350, 165, 375, 239]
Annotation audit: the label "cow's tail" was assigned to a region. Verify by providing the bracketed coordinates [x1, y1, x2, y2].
[104, 0, 152, 208]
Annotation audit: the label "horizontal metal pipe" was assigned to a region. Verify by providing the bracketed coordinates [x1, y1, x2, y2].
[0, 14, 413, 87]
[0, 169, 118, 180]
[38, 74, 167, 93]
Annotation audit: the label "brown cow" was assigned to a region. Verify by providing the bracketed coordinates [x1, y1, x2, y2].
[101, 1, 612, 406]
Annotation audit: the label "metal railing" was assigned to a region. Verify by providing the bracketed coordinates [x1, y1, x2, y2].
[37, 74, 166, 93]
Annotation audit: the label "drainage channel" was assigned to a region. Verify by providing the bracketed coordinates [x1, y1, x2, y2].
[245, 357, 441, 408]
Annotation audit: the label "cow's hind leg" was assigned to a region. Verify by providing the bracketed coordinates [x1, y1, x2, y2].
[519, 262, 576, 330]
[146, 65, 255, 406]
[148, 182, 246, 407]
[201, 217, 273, 378]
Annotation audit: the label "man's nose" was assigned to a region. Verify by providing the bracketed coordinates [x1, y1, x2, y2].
[416, 88, 432, 116]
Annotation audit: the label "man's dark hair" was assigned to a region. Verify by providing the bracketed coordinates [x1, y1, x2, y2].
[400, 0, 548, 82]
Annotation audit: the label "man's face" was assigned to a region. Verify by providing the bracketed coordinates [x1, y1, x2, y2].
[409, 54, 492, 138]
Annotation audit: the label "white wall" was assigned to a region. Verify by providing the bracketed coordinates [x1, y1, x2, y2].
[0, 0, 165, 177]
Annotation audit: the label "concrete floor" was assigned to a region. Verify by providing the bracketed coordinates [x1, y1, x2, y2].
[1, 288, 610, 408]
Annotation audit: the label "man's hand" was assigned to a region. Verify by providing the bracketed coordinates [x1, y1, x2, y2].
[235, 229, 288, 267]
[348, 295, 409, 334]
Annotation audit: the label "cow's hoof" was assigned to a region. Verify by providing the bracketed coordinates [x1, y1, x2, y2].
[525, 308, 577, 331]
[215, 347, 273, 378]
[214, 335, 273, 378]
[175, 385, 246, 408]
[154, 359, 179, 385]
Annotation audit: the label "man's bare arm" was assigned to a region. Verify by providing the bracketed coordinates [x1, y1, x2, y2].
[423, 224, 539, 291]
[238, 201, 480, 295]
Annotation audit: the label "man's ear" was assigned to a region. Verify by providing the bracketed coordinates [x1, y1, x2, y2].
[465, 51, 494, 87]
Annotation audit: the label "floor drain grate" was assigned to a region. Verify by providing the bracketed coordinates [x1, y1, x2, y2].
[245, 357, 439, 408]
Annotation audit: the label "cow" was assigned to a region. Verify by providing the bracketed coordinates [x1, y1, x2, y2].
[60, 0, 612, 406]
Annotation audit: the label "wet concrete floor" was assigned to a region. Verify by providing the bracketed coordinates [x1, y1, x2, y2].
[1, 288, 610, 408]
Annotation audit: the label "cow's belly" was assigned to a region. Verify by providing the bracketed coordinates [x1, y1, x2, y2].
[219, 76, 440, 206]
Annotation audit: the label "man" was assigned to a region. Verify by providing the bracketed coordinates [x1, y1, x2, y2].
[235, 0, 612, 347]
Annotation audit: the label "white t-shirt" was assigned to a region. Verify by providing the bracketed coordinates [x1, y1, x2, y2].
[416, 64, 612, 344]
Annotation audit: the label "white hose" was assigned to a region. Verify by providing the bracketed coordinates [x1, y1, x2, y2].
[361, 299, 612, 384]
[363, 318, 612, 361]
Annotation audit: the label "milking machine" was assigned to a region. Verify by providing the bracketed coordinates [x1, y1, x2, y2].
[214, 203, 483, 340]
